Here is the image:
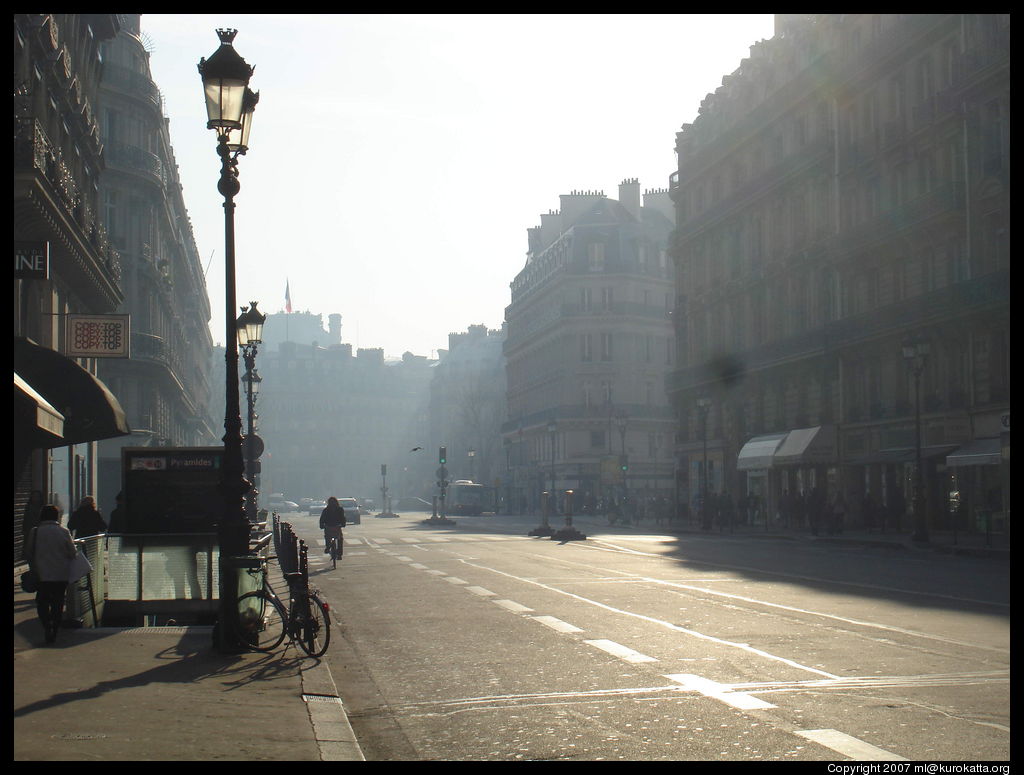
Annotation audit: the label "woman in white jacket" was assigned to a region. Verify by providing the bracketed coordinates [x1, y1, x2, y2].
[25, 504, 76, 644]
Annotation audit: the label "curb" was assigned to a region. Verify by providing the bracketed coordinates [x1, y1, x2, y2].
[300, 657, 365, 761]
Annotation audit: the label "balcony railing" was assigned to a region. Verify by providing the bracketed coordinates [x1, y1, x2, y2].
[14, 117, 121, 283]
[105, 140, 166, 186]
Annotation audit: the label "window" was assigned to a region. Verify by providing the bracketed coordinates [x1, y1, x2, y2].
[590, 430, 605, 449]
[581, 334, 592, 362]
[600, 332, 612, 362]
[580, 286, 592, 311]
[601, 287, 613, 311]
[588, 242, 606, 271]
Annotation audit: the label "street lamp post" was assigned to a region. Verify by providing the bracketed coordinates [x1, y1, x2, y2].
[548, 420, 557, 501]
[903, 336, 931, 543]
[238, 302, 265, 522]
[198, 28, 257, 651]
[615, 414, 630, 524]
[697, 397, 712, 530]
[529, 421, 557, 536]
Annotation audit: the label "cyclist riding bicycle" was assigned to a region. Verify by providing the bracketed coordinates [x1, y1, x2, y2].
[319, 496, 347, 557]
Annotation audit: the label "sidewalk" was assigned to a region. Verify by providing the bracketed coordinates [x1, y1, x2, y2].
[483, 511, 1010, 561]
[13, 563, 364, 761]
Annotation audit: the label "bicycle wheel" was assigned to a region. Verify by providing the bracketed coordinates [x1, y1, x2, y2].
[330, 538, 337, 569]
[292, 591, 331, 658]
[234, 590, 287, 652]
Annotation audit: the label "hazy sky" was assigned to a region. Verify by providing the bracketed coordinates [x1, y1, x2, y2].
[142, 13, 776, 358]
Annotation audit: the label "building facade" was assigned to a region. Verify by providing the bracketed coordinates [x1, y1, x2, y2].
[428, 324, 507, 502]
[14, 14, 130, 562]
[95, 14, 218, 512]
[503, 180, 676, 515]
[667, 14, 1010, 535]
[250, 331, 437, 504]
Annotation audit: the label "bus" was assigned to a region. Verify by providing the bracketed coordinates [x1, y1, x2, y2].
[446, 480, 495, 516]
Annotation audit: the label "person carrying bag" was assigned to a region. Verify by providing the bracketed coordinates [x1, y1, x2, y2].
[24, 504, 77, 645]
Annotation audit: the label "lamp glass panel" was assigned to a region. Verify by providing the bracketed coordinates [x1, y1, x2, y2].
[204, 78, 246, 129]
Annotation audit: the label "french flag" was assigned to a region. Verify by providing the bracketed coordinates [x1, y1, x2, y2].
[285, 279, 292, 313]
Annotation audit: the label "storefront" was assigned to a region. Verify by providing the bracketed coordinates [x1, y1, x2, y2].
[736, 432, 787, 526]
[945, 437, 1007, 535]
[13, 337, 131, 561]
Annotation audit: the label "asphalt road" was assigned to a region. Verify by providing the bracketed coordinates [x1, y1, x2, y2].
[278, 510, 1010, 762]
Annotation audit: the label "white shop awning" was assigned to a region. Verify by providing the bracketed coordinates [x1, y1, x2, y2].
[736, 432, 787, 471]
[773, 425, 837, 466]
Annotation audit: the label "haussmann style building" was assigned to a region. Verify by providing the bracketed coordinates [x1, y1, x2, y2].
[503, 179, 677, 517]
[666, 13, 1009, 539]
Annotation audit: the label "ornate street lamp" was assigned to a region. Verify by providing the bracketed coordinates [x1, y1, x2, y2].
[199, 28, 256, 650]
[902, 336, 931, 543]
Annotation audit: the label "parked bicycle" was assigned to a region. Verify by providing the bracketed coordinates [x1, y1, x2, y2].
[233, 554, 331, 657]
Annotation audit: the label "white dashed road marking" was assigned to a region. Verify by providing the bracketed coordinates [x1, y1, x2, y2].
[493, 600, 533, 614]
[531, 616, 583, 633]
[664, 673, 776, 710]
[585, 639, 657, 663]
[794, 729, 907, 761]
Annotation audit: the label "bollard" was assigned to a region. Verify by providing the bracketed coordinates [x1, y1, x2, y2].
[529, 490, 556, 536]
[552, 489, 585, 541]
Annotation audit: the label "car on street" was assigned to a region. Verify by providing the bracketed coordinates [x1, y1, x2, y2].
[272, 500, 300, 513]
[340, 497, 361, 525]
[307, 499, 327, 515]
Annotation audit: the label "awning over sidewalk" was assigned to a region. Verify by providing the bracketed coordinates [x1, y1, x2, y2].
[13, 336, 130, 446]
[946, 438, 1002, 467]
[736, 432, 787, 471]
[773, 425, 837, 466]
[14, 372, 64, 447]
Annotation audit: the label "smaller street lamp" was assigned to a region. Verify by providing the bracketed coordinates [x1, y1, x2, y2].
[237, 302, 265, 523]
[902, 336, 931, 543]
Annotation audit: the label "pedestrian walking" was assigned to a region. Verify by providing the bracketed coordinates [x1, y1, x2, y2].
[24, 504, 77, 645]
[68, 496, 107, 539]
[107, 491, 127, 534]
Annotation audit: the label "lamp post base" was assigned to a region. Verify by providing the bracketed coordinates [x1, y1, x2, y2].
[551, 516, 586, 542]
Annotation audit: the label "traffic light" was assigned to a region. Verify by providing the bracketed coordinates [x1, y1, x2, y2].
[439, 446, 447, 465]
[620, 455, 628, 472]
